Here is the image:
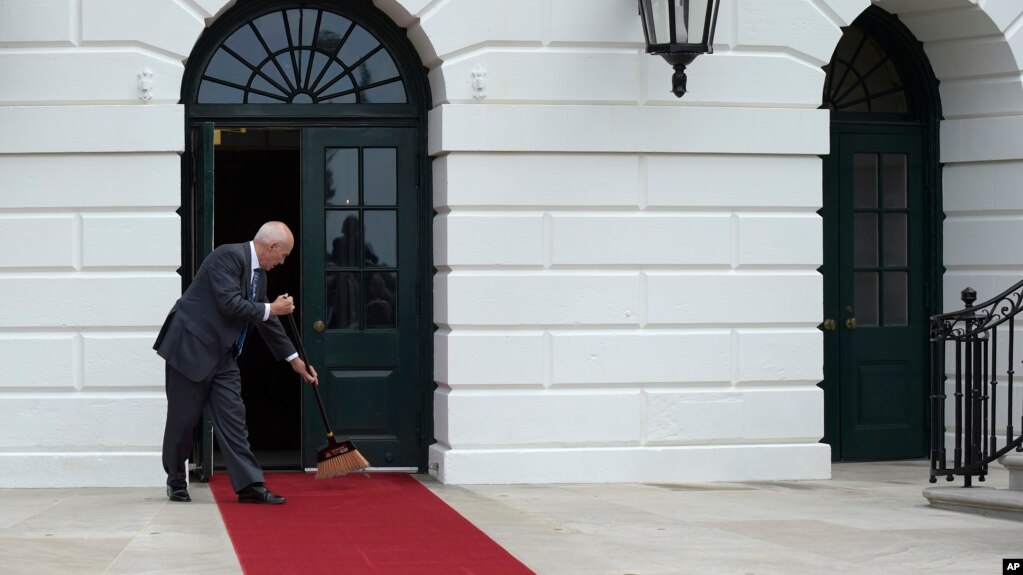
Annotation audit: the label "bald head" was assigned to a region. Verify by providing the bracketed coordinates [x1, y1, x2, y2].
[253, 221, 294, 270]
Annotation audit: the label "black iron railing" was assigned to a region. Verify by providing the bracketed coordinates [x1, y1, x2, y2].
[930, 282, 1023, 486]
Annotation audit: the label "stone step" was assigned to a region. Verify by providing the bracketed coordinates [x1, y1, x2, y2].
[922, 453, 1023, 521]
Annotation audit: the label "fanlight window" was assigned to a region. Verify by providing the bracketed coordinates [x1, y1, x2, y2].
[197, 8, 407, 104]
[823, 26, 906, 114]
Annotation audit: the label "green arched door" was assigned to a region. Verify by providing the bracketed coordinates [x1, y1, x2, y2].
[821, 8, 941, 461]
[182, 1, 432, 477]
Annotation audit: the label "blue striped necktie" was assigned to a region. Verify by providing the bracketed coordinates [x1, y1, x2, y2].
[233, 270, 258, 357]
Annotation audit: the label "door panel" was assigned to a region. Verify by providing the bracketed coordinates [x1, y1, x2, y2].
[301, 127, 419, 469]
[824, 131, 929, 460]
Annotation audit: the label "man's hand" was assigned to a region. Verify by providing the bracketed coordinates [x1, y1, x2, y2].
[289, 357, 319, 386]
[270, 293, 295, 316]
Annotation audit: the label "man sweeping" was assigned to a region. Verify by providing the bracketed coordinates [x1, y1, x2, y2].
[155, 221, 318, 505]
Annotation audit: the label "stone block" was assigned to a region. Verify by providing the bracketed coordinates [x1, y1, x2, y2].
[439, 49, 640, 104]
[900, 4, 1020, 41]
[439, 388, 641, 447]
[0, 395, 164, 449]
[81, 0, 205, 59]
[647, 53, 825, 107]
[926, 37, 1020, 81]
[81, 213, 180, 268]
[435, 330, 545, 386]
[550, 214, 732, 266]
[737, 213, 821, 266]
[436, 272, 640, 327]
[429, 104, 830, 155]
[0, 215, 75, 269]
[940, 77, 1023, 121]
[0, 154, 181, 209]
[646, 154, 822, 209]
[83, 333, 163, 389]
[2, 275, 180, 328]
[736, 0, 842, 65]
[417, 0, 543, 64]
[549, 0, 642, 44]
[435, 153, 641, 209]
[0, 51, 183, 105]
[551, 331, 731, 385]
[646, 272, 822, 324]
[0, 452, 164, 487]
[944, 217, 1023, 266]
[0, 0, 73, 45]
[0, 334, 76, 389]
[0, 105, 184, 154]
[429, 442, 831, 484]
[737, 329, 822, 382]
[434, 212, 544, 267]
[942, 116, 1023, 163]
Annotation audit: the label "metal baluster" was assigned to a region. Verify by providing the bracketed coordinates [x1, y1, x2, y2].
[955, 337, 963, 472]
[930, 335, 941, 482]
[990, 327, 998, 459]
[980, 333, 988, 482]
[1011, 315, 1018, 448]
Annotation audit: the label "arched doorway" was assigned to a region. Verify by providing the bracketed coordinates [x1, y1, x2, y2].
[821, 6, 941, 461]
[181, 0, 432, 478]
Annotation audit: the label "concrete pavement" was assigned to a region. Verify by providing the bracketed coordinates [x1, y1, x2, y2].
[0, 460, 1016, 575]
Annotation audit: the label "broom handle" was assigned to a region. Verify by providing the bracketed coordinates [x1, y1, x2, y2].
[285, 313, 336, 438]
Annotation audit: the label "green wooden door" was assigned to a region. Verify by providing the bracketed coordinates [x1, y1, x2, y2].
[300, 127, 420, 469]
[823, 130, 929, 460]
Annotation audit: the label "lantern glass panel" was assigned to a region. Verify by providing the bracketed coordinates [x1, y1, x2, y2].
[643, 0, 712, 46]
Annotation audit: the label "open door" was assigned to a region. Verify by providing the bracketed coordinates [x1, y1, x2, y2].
[187, 122, 215, 482]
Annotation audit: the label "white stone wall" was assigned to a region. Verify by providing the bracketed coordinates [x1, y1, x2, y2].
[417, 0, 843, 484]
[0, 0, 229, 487]
[2, 0, 1017, 486]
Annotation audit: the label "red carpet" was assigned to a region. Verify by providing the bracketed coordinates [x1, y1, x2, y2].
[209, 472, 535, 575]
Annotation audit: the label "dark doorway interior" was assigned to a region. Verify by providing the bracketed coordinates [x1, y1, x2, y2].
[212, 128, 303, 470]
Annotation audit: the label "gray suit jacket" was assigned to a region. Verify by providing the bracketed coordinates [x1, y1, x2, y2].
[154, 242, 296, 382]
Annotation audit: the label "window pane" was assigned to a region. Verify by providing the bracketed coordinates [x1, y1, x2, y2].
[326, 211, 359, 267]
[364, 211, 397, 268]
[855, 272, 879, 327]
[361, 81, 407, 104]
[854, 154, 878, 208]
[198, 80, 244, 103]
[253, 12, 289, 54]
[207, 50, 254, 86]
[883, 213, 907, 267]
[884, 272, 908, 326]
[854, 214, 878, 267]
[325, 148, 358, 207]
[316, 12, 351, 53]
[224, 25, 268, 67]
[365, 272, 397, 329]
[364, 149, 396, 205]
[353, 50, 399, 86]
[317, 74, 355, 100]
[338, 26, 378, 66]
[326, 271, 359, 330]
[882, 154, 907, 208]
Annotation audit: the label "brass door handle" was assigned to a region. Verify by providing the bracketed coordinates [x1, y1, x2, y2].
[845, 317, 857, 330]
[822, 319, 836, 331]
[313, 320, 325, 333]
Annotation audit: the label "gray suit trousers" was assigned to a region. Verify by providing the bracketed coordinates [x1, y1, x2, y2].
[162, 354, 264, 493]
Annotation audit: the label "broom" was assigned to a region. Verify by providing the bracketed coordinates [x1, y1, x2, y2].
[286, 313, 370, 479]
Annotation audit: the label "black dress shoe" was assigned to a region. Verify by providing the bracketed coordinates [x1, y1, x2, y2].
[237, 485, 286, 505]
[167, 485, 191, 502]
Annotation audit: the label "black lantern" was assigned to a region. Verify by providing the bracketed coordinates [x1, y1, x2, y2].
[638, 0, 721, 97]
